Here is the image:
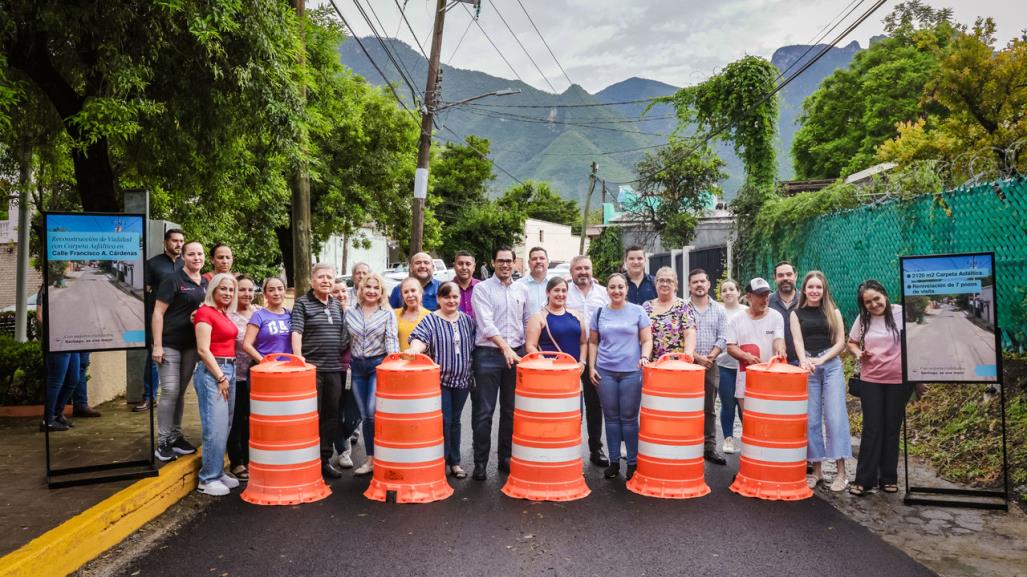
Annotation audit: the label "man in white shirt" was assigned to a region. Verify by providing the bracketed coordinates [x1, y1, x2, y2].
[518, 246, 549, 314]
[727, 277, 787, 411]
[565, 255, 611, 467]
[471, 246, 531, 481]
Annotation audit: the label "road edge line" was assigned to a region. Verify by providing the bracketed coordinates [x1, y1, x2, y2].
[0, 453, 201, 577]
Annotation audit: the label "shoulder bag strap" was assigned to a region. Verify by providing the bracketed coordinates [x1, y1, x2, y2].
[542, 311, 563, 354]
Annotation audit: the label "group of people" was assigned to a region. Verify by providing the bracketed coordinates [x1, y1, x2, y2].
[141, 228, 912, 499]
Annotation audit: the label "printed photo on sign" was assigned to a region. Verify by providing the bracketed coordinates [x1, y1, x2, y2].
[44, 213, 146, 353]
[901, 253, 998, 383]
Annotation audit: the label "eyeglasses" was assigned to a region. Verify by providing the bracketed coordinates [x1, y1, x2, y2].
[656, 278, 676, 284]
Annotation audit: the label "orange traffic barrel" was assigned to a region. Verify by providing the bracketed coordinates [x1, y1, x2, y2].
[365, 353, 453, 504]
[242, 354, 331, 506]
[502, 352, 590, 501]
[729, 356, 812, 501]
[627, 353, 710, 499]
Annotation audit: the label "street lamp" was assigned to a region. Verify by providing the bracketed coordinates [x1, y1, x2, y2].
[434, 88, 521, 112]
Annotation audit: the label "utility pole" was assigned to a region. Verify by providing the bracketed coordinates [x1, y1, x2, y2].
[411, 0, 448, 255]
[14, 145, 31, 342]
[292, 0, 312, 294]
[579, 161, 598, 255]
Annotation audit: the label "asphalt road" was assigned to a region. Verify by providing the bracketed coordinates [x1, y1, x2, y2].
[116, 427, 935, 577]
[907, 305, 996, 381]
[49, 267, 144, 349]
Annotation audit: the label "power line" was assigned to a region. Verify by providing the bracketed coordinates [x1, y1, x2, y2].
[328, 0, 418, 122]
[460, 2, 525, 84]
[484, 0, 558, 93]
[352, 0, 422, 106]
[392, 0, 430, 62]
[461, 107, 670, 138]
[465, 96, 660, 109]
[446, 15, 474, 65]
[774, 0, 868, 83]
[513, 0, 573, 90]
[618, 0, 889, 184]
[440, 125, 525, 185]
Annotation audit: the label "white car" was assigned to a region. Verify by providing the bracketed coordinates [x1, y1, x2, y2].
[432, 259, 455, 282]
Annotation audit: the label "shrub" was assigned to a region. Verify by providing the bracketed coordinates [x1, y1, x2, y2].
[0, 335, 45, 405]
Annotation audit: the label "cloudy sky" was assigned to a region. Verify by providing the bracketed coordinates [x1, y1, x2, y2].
[324, 0, 1023, 93]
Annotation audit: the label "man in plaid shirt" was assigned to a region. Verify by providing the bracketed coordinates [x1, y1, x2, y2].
[687, 268, 728, 465]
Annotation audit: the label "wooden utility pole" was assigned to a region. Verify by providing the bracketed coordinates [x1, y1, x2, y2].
[411, 0, 448, 255]
[579, 161, 598, 255]
[292, 0, 312, 293]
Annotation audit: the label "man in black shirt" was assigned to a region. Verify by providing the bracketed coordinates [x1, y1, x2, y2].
[291, 263, 350, 479]
[137, 228, 185, 412]
[768, 260, 800, 364]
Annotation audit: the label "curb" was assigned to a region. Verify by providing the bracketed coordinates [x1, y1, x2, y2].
[0, 453, 201, 577]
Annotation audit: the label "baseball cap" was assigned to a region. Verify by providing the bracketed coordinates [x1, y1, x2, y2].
[746, 277, 772, 295]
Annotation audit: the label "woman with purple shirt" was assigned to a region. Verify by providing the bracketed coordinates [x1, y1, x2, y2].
[243, 277, 293, 359]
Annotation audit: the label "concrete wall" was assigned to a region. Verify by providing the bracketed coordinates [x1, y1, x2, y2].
[318, 226, 390, 276]
[513, 218, 588, 272]
[0, 248, 42, 310]
[86, 350, 128, 406]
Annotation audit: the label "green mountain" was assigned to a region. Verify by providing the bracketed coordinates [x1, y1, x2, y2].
[338, 37, 859, 202]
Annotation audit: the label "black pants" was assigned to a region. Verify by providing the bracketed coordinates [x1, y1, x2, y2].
[227, 379, 250, 468]
[854, 381, 912, 488]
[315, 371, 342, 464]
[471, 346, 522, 466]
[334, 371, 362, 452]
[581, 367, 604, 454]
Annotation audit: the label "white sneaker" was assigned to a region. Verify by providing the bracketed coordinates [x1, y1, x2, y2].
[219, 474, 240, 489]
[723, 437, 738, 454]
[197, 480, 230, 496]
[336, 448, 354, 469]
[354, 459, 373, 476]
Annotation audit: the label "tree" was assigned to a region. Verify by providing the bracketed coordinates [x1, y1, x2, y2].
[431, 135, 494, 228]
[499, 180, 578, 226]
[877, 19, 1027, 180]
[438, 202, 525, 270]
[625, 138, 725, 248]
[791, 1, 957, 179]
[586, 225, 622, 281]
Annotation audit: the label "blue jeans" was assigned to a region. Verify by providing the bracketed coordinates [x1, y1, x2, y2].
[351, 355, 385, 457]
[595, 367, 643, 466]
[193, 360, 236, 484]
[472, 346, 521, 466]
[45, 353, 80, 423]
[144, 351, 159, 401]
[442, 386, 471, 465]
[806, 355, 852, 461]
[718, 365, 742, 439]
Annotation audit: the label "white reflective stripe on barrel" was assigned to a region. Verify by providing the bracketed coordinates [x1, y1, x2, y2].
[641, 393, 703, 413]
[512, 443, 581, 463]
[741, 443, 807, 463]
[250, 397, 318, 417]
[374, 442, 444, 463]
[249, 444, 320, 466]
[637, 440, 704, 461]
[514, 394, 579, 414]
[376, 396, 441, 415]
[744, 397, 807, 415]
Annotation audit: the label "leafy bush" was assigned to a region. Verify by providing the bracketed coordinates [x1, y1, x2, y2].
[587, 226, 622, 281]
[0, 335, 45, 405]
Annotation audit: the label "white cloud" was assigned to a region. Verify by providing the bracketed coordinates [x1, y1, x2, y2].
[320, 0, 1025, 93]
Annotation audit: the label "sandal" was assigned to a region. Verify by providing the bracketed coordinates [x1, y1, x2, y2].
[450, 465, 468, 479]
[849, 484, 869, 497]
[231, 465, 249, 480]
[880, 483, 899, 493]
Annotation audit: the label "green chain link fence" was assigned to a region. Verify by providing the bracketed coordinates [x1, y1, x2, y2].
[742, 177, 1027, 351]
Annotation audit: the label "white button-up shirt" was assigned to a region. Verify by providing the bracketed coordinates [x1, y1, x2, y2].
[519, 274, 549, 316]
[566, 280, 610, 337]
[472, 276, 531, 348]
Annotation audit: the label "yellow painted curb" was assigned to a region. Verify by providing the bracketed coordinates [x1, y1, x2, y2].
[0, 454, 202, 577]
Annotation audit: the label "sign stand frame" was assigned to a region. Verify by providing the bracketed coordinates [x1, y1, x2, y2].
[898, 252, 1008, 510]
[41, 211, 158, 489]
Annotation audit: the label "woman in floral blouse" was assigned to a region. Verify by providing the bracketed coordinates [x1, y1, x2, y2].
[643, 266, 697, 359]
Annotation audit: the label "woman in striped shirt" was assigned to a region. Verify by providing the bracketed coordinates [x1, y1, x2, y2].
[344, 273, 400, 476]
[406, 281, 476, 479]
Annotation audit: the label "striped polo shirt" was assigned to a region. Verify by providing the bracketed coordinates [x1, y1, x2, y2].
[291, 291, 347, 372]
[409, 312, 476, 389]
[344, 305, 400, 359]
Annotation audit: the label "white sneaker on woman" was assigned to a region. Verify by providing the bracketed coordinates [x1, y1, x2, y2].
[336, 448, 354, 469]
[354, 459, 373, 476]
[197, 480, 230, 496]
[723, 437, 738, 454]
[219, 474, 240, 489]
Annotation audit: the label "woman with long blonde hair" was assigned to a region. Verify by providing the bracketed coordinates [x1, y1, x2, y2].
[790, 270, 850, 492]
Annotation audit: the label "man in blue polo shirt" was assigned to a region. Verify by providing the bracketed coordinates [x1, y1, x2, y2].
[388, 252, 440, 311]
[625, 245, 656, 305]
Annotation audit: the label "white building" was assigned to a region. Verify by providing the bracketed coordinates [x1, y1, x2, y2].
[317, 225, 391, 277]
[513, 218, 588, 272]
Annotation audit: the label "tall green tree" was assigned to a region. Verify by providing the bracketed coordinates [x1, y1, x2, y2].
[791, 1, 957, 179]
[499, 180, 578, 227]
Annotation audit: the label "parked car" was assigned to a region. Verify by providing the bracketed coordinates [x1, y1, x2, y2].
[432, 259, 455, 282]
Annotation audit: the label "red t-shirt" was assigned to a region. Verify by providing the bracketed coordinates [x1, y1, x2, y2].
[194, 305, 238, 357]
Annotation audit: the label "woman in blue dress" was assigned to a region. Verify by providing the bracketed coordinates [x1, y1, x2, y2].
[525, 277, 587, 369]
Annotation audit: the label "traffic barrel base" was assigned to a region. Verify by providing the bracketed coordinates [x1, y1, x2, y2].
[730, 457, 813, 501]
[627, 441, 710, 499]
[501, 352, 590, 502]
[364, 354, 452, 504]
[242, 354, 331, 506]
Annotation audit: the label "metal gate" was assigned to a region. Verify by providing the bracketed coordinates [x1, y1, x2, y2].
[649, 246, 727, 296]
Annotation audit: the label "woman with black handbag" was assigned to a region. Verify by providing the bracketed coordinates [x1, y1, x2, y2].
[847, 280, 910, 496]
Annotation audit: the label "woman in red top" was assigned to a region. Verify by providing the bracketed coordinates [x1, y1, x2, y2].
[193, 273, 240, 496]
